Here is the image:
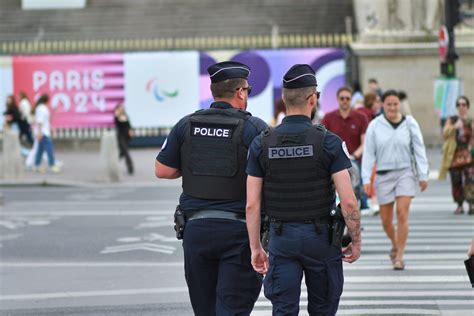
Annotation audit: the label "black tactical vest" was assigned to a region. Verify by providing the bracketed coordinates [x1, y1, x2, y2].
[260, 125, 335, 221]
[181, 107, 250, 200]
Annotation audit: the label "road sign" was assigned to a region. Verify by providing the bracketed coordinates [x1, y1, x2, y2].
[439, 25, 449, 61]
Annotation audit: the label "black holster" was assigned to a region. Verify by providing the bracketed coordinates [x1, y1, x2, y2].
[260, 215, 270, 252]
[174, 205, 186, 240]
[329, 204, 346, 247]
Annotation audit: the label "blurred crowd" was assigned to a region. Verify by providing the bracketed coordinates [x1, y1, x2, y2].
[2, 93, 135, 175]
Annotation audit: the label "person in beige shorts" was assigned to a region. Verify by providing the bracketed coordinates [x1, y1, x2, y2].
[362, 90, 429, 270]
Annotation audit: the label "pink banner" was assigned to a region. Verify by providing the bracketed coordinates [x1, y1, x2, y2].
[13, 54, 124, 128]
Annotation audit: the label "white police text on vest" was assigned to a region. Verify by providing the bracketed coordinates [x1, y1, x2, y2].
[268, 145, 314, 159]
[193, 126, 233, 138]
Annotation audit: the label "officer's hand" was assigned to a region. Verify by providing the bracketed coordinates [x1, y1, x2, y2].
[251, 247, 269, 274]
[419, 180, 428, 192]
[342, 241, 361, 263]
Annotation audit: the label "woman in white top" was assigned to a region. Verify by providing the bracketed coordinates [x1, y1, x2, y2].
[362, 90, 429, 270]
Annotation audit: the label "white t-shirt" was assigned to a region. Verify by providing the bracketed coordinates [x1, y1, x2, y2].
[19, 99, 32, 123]
[35, 104, 51, 137]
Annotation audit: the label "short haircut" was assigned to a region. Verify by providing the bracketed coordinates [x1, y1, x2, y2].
[382, 89, 399, 102]
[282, 86, 316, 108]
[210, 78, 247, 99]
[368, 78, 378, 84]
[337, 86, 352, 97]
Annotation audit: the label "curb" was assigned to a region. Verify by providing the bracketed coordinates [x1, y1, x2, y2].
[0, 179, 181, 189]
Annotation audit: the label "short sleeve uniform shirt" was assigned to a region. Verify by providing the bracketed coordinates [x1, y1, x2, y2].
[157, 102, 268, 212]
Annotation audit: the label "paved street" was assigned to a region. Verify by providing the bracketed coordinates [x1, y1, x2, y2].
[0, 177, 473, 315]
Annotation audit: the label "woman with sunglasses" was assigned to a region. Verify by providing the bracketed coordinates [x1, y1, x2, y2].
[362, 90, 429, 270]
[439, 96, 474, 215]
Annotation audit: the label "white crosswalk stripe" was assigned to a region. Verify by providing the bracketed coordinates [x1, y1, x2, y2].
[251, 195, 474, 315]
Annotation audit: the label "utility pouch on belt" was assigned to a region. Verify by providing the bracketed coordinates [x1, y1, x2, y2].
[329, 204, 345, 247]
[260, 215, 270, 252]
[174, 205, 186, 240]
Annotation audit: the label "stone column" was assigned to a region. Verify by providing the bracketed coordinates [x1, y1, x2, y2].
[2, 129, 23, 180]
[100, 130, 121, 183]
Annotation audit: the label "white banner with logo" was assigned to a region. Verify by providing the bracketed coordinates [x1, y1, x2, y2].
[124, 52, 200, 127]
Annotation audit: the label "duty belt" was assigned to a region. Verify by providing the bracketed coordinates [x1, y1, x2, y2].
[270, 216, 330, 225]
[185, 210, 246, 223]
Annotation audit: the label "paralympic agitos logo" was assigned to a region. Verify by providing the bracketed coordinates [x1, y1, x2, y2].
[146, 78, 179, 102]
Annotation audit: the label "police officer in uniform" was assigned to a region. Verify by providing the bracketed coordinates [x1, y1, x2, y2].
[155, 61, 267, 315]
[246, 64, 362, 315]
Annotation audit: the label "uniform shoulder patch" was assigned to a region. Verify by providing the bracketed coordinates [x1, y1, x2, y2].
[342, 141, 351, 159]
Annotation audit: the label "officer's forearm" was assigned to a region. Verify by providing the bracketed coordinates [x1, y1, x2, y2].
[340, 199, 361, 244]
[246, 203, 262, 251]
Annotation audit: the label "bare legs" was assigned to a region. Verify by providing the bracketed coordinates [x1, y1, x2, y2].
[379, 196, 412, 267]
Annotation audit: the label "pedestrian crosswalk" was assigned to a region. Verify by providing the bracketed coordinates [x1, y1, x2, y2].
[251, 196, 474, 315]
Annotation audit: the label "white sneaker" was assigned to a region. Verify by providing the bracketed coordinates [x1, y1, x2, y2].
[360, 208, 373, 216]
[32, 166, 46, 173]
[50, 165, 61, 173]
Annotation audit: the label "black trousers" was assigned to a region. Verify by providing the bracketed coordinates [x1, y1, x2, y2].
[182, 218, 262, 316]
[19, 120, 33, 146]
[117, 134, 133, 174]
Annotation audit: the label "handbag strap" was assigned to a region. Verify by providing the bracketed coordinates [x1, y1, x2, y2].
[407, 117, 419, 176]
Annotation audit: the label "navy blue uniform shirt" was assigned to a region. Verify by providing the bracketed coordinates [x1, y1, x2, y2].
[247, 115, 352, 178]
[157, 101, 268, 213]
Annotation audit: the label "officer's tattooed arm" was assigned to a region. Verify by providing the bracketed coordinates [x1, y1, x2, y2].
[342, 208, 361, 244]
[332, 169, 361, 263]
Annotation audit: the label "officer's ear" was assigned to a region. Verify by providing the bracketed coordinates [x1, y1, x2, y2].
[308, 93, 317, 107]
[235, 87, 246, 100]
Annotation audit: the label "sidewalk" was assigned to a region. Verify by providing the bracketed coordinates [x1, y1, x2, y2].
[0, 147, 180, 187]
[0, 146, 443, 187]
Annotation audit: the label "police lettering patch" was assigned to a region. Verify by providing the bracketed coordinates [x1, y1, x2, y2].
[268, 145, 314, 159]
[342, 141, 351, 159]
[191, 125, 233, 138]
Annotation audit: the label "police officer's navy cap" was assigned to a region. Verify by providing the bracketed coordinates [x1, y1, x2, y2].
[283, 64, 318, 89]
[207, 61, 251, 83]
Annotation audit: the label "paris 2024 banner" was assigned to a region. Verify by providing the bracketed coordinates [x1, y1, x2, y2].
[3, 48, 345, 129]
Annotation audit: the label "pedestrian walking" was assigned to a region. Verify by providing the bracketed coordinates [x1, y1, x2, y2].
[351, 81, 364, 108]
[18, 91, 34, 145]
[3, 95, 21, 130]
[155, 61, 267, 315]
[114, 102, 134, 175]
[362, 90, 429, 270]
[398, 90, 412, 116]
[33, 94, 60, 173]
[322, 86, 370, 210]
[439, 96, 474, 215]
[246, 64, 361, 315]
[271, 98, 286, 127]
[356, 92, 378, 122]
[367, 78, 383, 99]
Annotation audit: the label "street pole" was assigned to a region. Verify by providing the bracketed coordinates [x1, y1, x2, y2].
[441, 0, 460, 77]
